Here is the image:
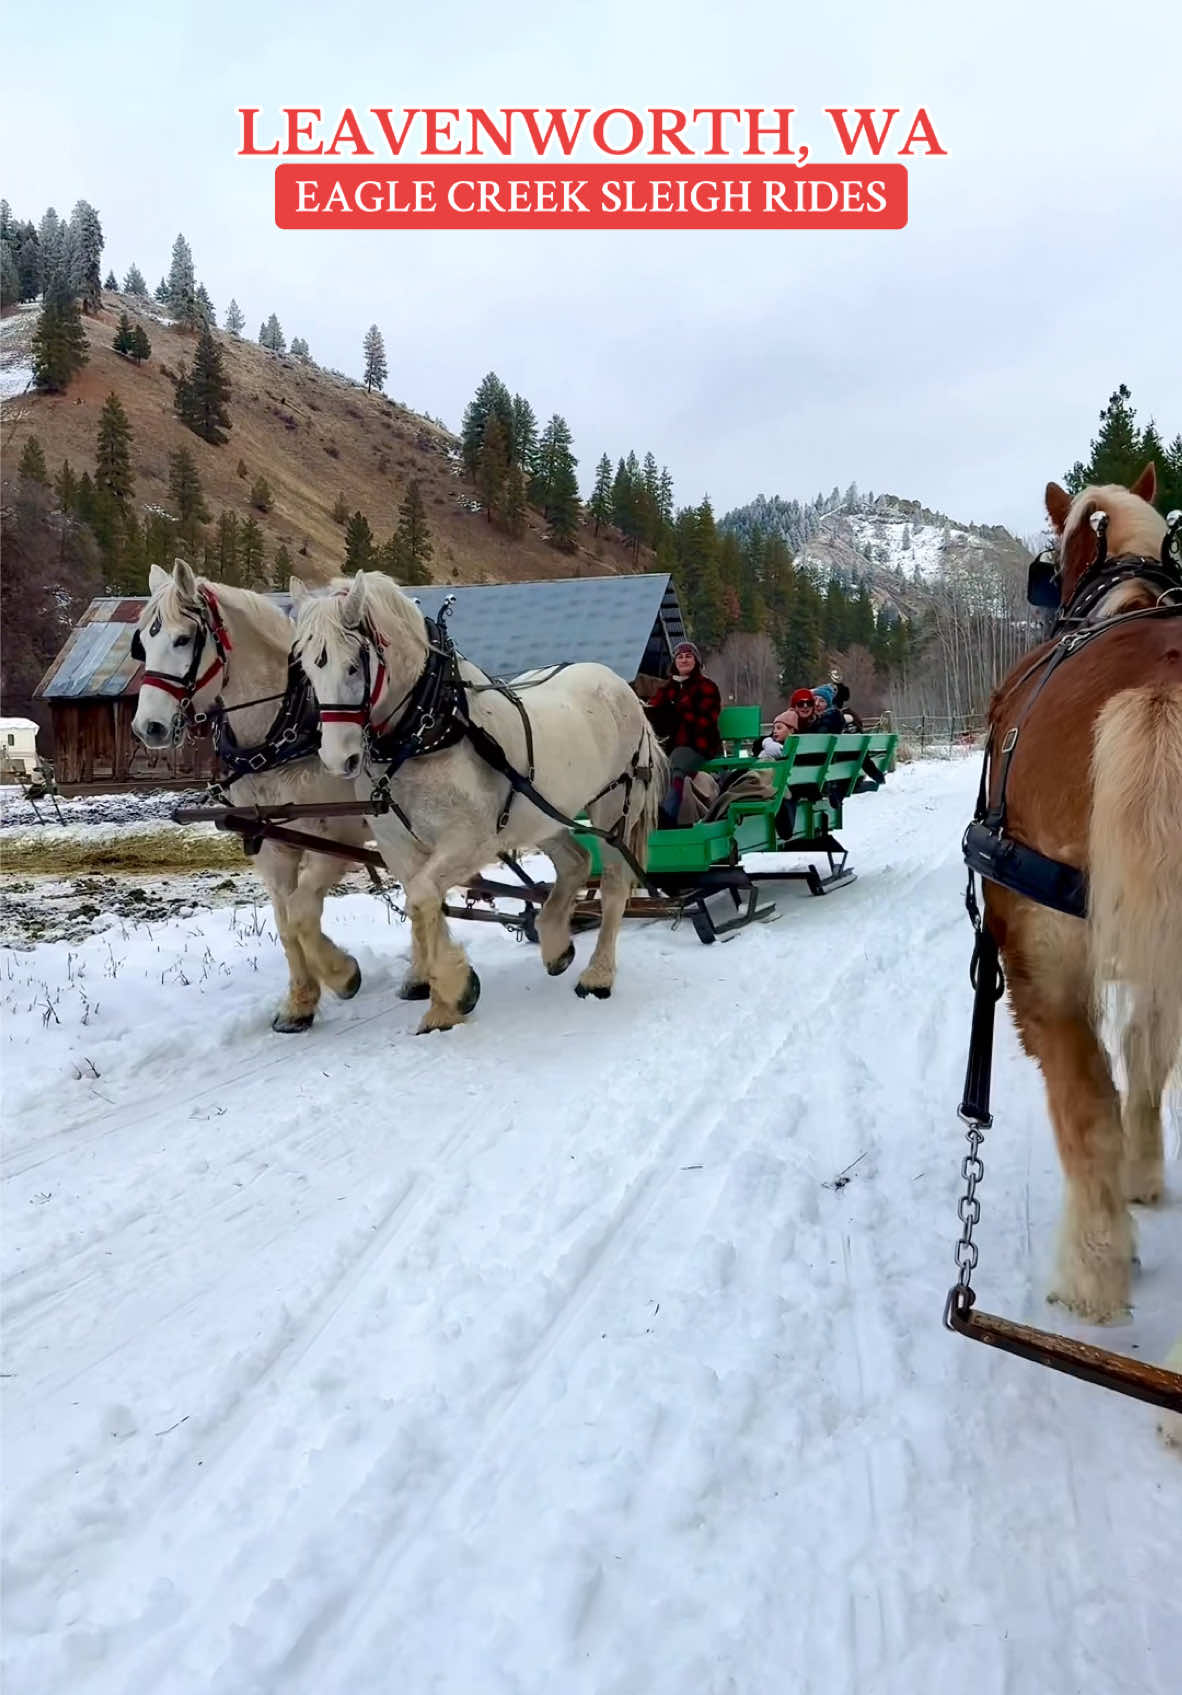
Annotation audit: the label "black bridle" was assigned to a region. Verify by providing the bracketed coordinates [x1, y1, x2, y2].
[1025, 505, 1182, 626]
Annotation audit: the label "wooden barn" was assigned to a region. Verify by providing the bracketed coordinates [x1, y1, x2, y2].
[35, 574, 689, 789]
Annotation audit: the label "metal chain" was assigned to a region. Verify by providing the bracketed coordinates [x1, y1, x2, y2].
[949, 1117, 986, 1318]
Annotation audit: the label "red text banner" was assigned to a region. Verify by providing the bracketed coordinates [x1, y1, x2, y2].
[275, 163, 908, 230]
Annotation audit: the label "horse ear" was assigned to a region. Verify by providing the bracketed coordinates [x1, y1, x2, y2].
[289, 575, 309, 607]
[340, 572, 366, 629]
[173, 557, 197, 598]
[1045, 482, 1072, 533]
[1130, 461, 1157, 503]
[148, 563, 170, 592]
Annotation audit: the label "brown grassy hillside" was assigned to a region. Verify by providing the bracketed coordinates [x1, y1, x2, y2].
[1, 293, 649, 586]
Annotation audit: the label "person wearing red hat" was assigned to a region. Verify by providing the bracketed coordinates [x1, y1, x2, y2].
[644, 639, 722, 824]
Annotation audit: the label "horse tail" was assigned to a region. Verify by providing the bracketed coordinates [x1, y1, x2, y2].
[1088, 684, 1182, 1020]
[626, 722, 668, 870]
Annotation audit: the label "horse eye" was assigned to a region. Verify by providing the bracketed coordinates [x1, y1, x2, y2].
[175, 634, 191, 647]
[314, 647, 327, 669]
[347, 663, 359, 677]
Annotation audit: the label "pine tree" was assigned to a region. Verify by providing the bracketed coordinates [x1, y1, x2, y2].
[362, 323, 387, 392]
[123, 262, 147, 296]
[1163, 435, 1182, 518]
[546, 455, 581, 552]
[104, 268, 118, 290]
[10, 221, 42, 301]
[175, 323, 232, 444]
[130, 323, 151, 364]
[658, 466, 674, 527]
[155, 277, 169, 303]
[217, 510, 240, 583]
[113, 312, 135, 356]
[19, 435, 49, 484]
[240, 515, 267, 586]
[195, 283, 216, 327]
[344, 511, 375, 570]
[1065, 384, 1142, 491]
[391, 479, 433, 582]
[476, 414, 510, 524]
[0, 244, 21, 309]
[55, 459, 78, 511]
[531, 414, 579, 525]
[503, 463, 528, 541]
[166, 233, 199, 327]
[168, 447, 210, 551]
[250, 476, 273, 512]
[38, 207, 63, 279]
[588, 453, 613, 535]
[68, 200, 104, 313]
[461, 372, 514, 478]
[510, 394, 538, 471]
[95, 392, 134, 512]
[260, 313, 285, 354]
[31, 275, 89, 392]
[224, 298, 245, 337]
[290, 335, 309, 359]
[274, 543, 293, 580]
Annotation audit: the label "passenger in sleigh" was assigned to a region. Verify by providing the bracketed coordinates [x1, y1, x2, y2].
[754, 707, 799, 759]
[643, 640, 723, 826]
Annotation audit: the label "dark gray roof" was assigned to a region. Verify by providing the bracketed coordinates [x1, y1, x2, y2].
[412, 574, 685, 679]
[36, 574, 687, 699]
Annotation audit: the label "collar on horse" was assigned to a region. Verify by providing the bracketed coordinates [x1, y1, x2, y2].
[211, 655, 323, 781]
[1025, 505, 1182, 627]
[131, 585, 233, 725]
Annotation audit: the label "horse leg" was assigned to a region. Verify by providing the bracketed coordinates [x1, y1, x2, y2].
[575, 849, 629, 1000]
[404, 852, 481, 1034]
[278, 847, 363, 1000]
[536, 831, 593, 977]
[1008, 949, 1133, 1321]
[254, 841, 321, 1033]
[1121, 990, 1178, 1204]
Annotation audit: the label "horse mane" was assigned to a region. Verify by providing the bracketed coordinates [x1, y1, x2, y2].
[1058, 484, 1166, 604]
[144, 569, 294, 651]
[291, 571, 429, 669]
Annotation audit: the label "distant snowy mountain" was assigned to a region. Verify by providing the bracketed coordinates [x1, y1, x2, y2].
[722, 488, 1032, 619]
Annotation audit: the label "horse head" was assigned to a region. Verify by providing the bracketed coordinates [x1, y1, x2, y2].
[290, 570, 430, 779]
[131, 559, 230, 747]
[1042, 462, 1165, 610]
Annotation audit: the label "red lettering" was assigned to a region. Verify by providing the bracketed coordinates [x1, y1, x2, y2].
[468, 108, 513, 154]
[592, 108, 644, 155]
[690, 108, 741, 155]
[285, 108, 323, 155]
[424, 109, 462, 155]
[649, 108, 692, 155]
[514, 107, 590, 155]
[743, 108, 797, 156]
[370, 108, 420, 156]
[899, 108, 947, 155]
[325, 109, 372, 156]
[825, 108, 899, 156]
[238, 108, 279, 156]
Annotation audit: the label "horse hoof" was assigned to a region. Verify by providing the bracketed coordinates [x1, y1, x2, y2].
[457, 968, 481, 1015]
[399, 979, 431, 1001]
[575, 980, 612, 1000]
[546, 944, 575, 977]
[337, 962, 362, 1000]
[272, 1011, 315, 1033]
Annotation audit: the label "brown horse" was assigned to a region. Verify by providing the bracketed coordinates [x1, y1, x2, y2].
[981, 464, 1181, 1432]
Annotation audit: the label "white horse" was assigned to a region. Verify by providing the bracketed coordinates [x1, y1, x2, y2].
[131, 559, 371, 1032]
[289, 569, 668, 1033]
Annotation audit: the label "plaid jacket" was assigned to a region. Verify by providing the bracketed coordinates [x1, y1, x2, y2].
[646, 671, 723, 757]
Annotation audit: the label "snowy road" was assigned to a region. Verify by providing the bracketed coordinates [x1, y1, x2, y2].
[2, 756, 1179, 1695]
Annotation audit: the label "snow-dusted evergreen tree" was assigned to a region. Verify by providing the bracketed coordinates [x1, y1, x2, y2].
[510, 394, 538, 471]
[0, 245, 19, 309]
[194, 282, 216, 327]
[259, 313, 285, 354]
[224, 298, 245, 336]
[155, 277, 169, 303]
[166, 233, 199, 327]
[122, 263, 147, 297]
[38, 207, 63, 281]
[104, 268, 117, 290]
[290, 335, 309, 359]
[362, 324, 387, 393]
[31, 273, 89, 391]
[68, 200, 104, 312]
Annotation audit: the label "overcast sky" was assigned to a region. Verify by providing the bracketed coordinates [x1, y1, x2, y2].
[4, 0, 1180, 536]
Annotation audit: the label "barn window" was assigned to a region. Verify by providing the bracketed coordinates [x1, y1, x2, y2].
[6, 734, 13, 746]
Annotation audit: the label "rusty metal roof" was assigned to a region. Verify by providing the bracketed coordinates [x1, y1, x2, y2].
[35, 576, 688, 700]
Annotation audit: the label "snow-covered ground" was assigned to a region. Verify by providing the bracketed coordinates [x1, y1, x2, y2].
[0, 299, 39, 401]
[2, 756, 1179, 1695]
